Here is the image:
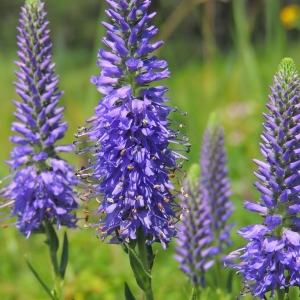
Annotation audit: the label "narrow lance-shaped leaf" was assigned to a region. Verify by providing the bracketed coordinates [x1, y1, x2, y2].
[25, 256, 56, 300]
[45, 221, 59, 255]
[128, 247, 152, 292]
[59, 231, 68, 279]
[124, 282, 137, 300]
[146, 245, 155, 271]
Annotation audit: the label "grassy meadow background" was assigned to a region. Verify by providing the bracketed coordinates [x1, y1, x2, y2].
[1, 0, 300, 299]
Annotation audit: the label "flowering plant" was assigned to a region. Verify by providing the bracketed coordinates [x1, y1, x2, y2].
[225, 58, 300, 300]
[0, 1, 78, 298]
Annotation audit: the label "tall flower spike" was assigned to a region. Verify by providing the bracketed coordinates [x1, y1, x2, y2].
[75, 0, 189, 248]
[0, 0, 78, 237]
[200, 120, 234, 254]
[224, 58, 300, 299]
[174, 164, 215, 287]
[175, 121, 233, 286]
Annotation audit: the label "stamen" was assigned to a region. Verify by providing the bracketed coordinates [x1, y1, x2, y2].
[167, 118, 185, 128]
[0, 200, 15, 209]
[171, 151, 189, 161]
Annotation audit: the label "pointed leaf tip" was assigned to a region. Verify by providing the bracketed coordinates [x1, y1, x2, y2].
[25, 255, 56, 300]
[59, 232, 68, 279]
[46, 221, 59, 255]
[124, 282, 137, 300]
[190, 288, 198, 300]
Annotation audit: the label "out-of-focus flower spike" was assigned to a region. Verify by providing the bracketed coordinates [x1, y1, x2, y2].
[200, 114, 234, 253]
[175, 116, 233, 286]
[175, 164, 215, 287]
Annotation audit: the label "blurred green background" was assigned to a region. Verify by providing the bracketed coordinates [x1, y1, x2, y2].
[1, 0, 300, 299]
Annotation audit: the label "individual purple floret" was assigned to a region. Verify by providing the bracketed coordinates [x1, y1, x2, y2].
[175, 121, 233, 286]
[200, 122, 234, 253]
[224, 58, 300, 299]
[74, 0, 189, 248]
[0, 0, 78, 237]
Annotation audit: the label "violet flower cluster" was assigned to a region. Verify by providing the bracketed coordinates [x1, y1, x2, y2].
[75, 0, 190, 248]
[175, 122, 233, 286]
[225, 58, 300, 299]
[0, 0, 78, 237]
[174, 166, 215, 287]
[200, 123, 234, 252]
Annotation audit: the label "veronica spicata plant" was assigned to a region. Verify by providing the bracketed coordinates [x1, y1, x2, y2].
[175, 120, 233, 290]
[200, 121, 233, 253]
[74, 0, 189, 298]
[0, 1, 78, 298]
[174, 164, 215, 288]
[224, 58, 300, 300]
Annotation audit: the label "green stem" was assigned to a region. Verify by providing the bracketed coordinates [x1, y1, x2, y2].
[136, 231, 154, 300]
[44, 221, 64, 300]
[277, 288, 286, 300]
[215, 258, 222, 289]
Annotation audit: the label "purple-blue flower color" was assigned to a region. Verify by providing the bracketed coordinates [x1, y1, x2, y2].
[75, 0, 189, 248]
[174, 173, 215, 287]
[224, 58, 300, 299]
[175, 122, 233, 286]
[200, 123, 234, 253]
[0, 0, 78, 237]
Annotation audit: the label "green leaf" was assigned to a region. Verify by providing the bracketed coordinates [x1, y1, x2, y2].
[146, 245, 155, 271]
[128, 247, 152, 292]
[226, 269, 234, 293]
[59, 232, 68, 279]
[25, 256, 56, 300]
[121, 243, 129, 254]
[45, 221, 59, 255]
[124, 282, 136, 300]
[190, 288, 197, 300]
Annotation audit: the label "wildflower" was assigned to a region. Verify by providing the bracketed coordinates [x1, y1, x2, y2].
[280, 5, 299, 29]
[200, 121, 234, 253]
[175, 121, 233, 286]
[174, 165, 215, 287]
[0, 0, 78, 237]
[224, 58, 300, 299]
[75, 0, 189, 248]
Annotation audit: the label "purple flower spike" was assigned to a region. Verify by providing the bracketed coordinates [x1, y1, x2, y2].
[200, 121, 234, 252]
[75, 0, 189, 248]
[175, 165, 215, 287]
[0, 0, 78, 237]
[224, 58, 300, 299]
[175, 121, 233, 286]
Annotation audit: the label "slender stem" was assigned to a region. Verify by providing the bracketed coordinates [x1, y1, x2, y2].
[277, 288, 286, 300]
[44, 221, 64, 300]
[136, 230, 154, 300]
